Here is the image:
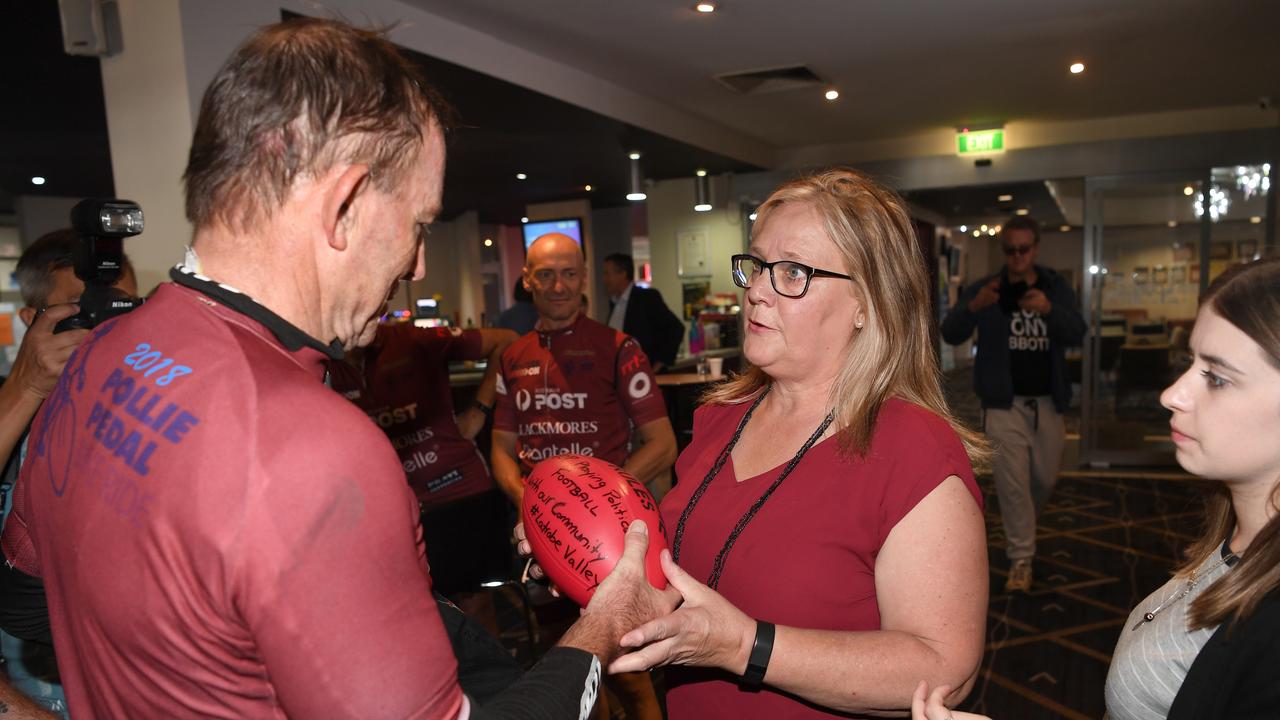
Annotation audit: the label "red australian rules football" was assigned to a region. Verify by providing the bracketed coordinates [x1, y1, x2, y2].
[521, 454, 669, 607]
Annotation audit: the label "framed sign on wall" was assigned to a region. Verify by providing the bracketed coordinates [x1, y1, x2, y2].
[677, 228, 709, 277]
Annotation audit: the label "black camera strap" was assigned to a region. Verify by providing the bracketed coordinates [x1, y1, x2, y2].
[169, 264, 344, 360]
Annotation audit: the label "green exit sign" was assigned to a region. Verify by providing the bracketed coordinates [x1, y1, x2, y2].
[956, 129, 1005, 155]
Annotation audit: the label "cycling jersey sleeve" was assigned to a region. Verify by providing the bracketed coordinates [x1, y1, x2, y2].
[471, 648, 601, 720]
[614, 336, 667, 427]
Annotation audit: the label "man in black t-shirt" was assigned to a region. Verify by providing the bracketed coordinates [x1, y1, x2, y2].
[941, 216, 1087, 592]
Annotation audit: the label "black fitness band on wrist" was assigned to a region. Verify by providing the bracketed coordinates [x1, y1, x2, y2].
[741, 620, 775, 687]
[473, 400, 494, 419]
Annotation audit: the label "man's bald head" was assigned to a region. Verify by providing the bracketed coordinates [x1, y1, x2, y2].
[525, 233, 583, 270]
[523, 233, 586, 331]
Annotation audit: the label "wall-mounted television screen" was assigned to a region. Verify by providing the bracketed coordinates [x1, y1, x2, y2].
[522, 217, 583, 252]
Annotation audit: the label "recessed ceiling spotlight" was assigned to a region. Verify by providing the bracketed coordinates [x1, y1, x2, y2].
[1183, 185, 1194, 196]
[629, 152, 642, 160]
[998, 194, 1013, 202]
[31, 176, 46, 186]
[959, 225, 967, 232]
[1069, 62, 1085, 74]
[584, 184, 593, 192]
[987, 228, 997, 236]
[696, 169, 708, 177]
[980, 224, 988, 232]
[515, 172, 527, 180]
[1167, 220, 1178, 228]
[483, 238, 493, 247]
[694, 2, 716, 13]
[1060, 224, 1071, 232]
[521, 216, 529, 224]
[824, 89, 839, 101]
[1015, 208, 1029, 216]
[1251, 215, 1263, 224]
[994, 224, 1002, 232]
[972, 229, 981, 237]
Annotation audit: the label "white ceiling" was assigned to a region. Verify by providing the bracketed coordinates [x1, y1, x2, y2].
[403, 0, 1280, 150]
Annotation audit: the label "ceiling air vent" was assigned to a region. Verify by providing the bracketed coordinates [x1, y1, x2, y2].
[714, 65, 824, 95]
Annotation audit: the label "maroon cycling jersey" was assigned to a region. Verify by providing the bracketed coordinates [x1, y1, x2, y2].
[2, 280, 463, 719]
[494, 313, 666, 474]
[328, 323, 492, 511]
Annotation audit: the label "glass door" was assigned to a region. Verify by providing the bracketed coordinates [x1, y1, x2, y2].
[1080, 164, 1271, 466]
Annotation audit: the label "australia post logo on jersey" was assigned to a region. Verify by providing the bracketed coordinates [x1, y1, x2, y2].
[1008, 310, 1050, 352]
[514, 388, 589, 412]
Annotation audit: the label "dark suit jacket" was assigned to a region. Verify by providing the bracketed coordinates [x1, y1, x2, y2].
[615, 285, 685, 369]
[1168, 589, 1280, 720]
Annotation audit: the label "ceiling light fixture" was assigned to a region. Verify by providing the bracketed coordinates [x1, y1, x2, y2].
[521, 216, 529, 224]
[31, 176, 46, 186]
[584, 184, 593, 192]
[1251, 215, 1263, 224]
[824, 89, 839, 101]
[959, 225, 967, 232]
[972, 230, 980, 237]
[1167, 220, 1177, 228]
[987, 228, 997, 236]
[483, 238, 493, 247]
[694, 2, 716, 13]
[515, 172, 527, 180]
[626, 152, 647, 202]
[1060, 225, 1071, 232]
[980, 224, 988, 232]
[1069, 62, 1085, 74]
[748, 212, 758, 221]
[694, 169, 712, 212]
[1015, 208, 1029, 216]
[1183, 185, 1195, 196]
[998, 194, 1013, 202]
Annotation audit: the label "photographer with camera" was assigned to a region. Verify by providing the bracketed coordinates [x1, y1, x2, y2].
[0, 228, 138, 717]
[0, 18, 672, 719]
[941, 216, 1086, 593]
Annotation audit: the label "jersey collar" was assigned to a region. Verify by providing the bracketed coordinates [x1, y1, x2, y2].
[169, 264, 345, 361]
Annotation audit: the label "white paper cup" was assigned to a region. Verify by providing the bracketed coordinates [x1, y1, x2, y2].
[707, 357, 724, 378]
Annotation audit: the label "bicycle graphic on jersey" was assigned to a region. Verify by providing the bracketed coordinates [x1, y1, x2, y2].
[33, 319, 119, 498]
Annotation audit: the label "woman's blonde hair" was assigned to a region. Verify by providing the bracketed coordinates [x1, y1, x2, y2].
[703, 167, 988, 465]
[1180, 256, 1280, 630]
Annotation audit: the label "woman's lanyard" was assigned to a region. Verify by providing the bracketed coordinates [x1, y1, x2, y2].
[672, 386, 836, 589]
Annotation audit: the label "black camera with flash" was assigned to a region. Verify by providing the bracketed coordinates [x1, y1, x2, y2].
[54, 199, 146, 333]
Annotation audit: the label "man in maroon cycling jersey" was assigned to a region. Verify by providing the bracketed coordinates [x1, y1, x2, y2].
[491, 234, 676, 504]
[0, 18, 670, 719]
[492, 232, 677, 720]
[328, 322, 515, 625]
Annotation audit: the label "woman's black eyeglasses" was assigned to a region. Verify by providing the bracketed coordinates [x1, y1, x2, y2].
[731, 253, 853, 299]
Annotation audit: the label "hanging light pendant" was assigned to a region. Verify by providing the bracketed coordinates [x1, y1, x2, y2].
[626, 152, 647, 201]
[694, 169, 712, 212]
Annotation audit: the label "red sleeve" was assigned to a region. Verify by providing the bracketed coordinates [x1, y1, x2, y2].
[235, 397, 464, 719]
[874, 402, 981, 548]
[615, 335, 667, 426]
[440, 328, 484, 363]
[1, 463, 39, 577]
[401, 325, 484, 363]
[492, 344, 516, 433]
